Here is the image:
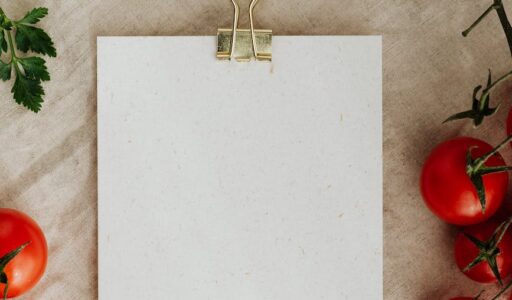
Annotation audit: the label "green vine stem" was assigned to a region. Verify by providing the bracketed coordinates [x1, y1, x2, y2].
[466, 135, 512, 213]
[495, 0, 512, 57]
[492, 277, 512, 299]
[479, 69, 512, 111]
[444, 69, 512, 127]
[473, 290, 483, 300]
[463, 0, 512, 57]
[448, 1, 512, 126]
[462, 3, 501, 37]
[470, 135, 512, 172]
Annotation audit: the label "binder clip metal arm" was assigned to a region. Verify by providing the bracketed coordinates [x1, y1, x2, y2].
[217, 0, 272, 62]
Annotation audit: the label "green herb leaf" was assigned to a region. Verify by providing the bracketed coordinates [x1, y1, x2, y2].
[0, 7, 55, 112]
[0, 12, 12, 31]
[12, 69, 44, 112]
[17, 7, 48, 25]
[14, 23, 56, 57]
[0, 60, 11, 81]
[0, 31, 6, 54]
[18, 57, 49, 81]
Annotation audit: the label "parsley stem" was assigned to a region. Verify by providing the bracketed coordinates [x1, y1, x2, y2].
[5, 29, 16, 62]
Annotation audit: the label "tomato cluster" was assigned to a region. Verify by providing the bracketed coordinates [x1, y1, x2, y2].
[421, 111, 512, 299]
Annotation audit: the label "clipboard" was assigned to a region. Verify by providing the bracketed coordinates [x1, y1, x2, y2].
[97, 2, 383, 299]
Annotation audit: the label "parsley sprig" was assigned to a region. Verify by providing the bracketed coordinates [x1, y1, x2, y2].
[0, 7, 56, 113]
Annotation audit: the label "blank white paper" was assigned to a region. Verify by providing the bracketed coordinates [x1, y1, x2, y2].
[98, 36, 382, 299]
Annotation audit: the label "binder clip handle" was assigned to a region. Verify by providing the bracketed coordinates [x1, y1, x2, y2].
[217, 0, 272, 62]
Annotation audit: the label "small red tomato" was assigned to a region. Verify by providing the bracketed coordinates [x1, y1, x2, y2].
[0, 208, 47, 298]
[421, 137, 508, 225]
[454, 221, 512, 283]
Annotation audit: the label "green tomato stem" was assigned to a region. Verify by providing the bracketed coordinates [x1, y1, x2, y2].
[0, 242, 29, 300]
[472, 135, 512, 173]
[462, 0, 512, 57]
[494, 0, 512, 58]
[478, 69, 512, 112]
[462, 3, 499, 37]
[2, 281, 7, 300]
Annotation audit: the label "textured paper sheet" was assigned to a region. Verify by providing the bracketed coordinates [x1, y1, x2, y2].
[97, 36, 382, 299]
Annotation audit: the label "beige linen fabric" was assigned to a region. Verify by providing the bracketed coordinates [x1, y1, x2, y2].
[0, 0, 511, 299]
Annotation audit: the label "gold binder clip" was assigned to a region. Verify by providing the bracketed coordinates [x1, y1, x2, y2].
[217, 0, 272, 62]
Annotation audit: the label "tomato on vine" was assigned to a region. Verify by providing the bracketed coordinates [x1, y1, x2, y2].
[454, 219, 512, 284]
[421, 136, 512, 225]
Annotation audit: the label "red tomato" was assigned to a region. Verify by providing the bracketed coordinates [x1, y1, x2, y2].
[0, 208, 47, 298]
[454, 221, 512, 283]
[421, 137, 508, 225]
